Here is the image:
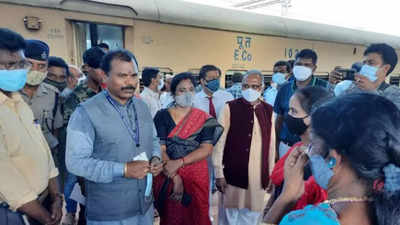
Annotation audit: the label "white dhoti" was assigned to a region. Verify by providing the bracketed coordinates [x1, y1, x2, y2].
[219, 207, 261, 225]
[213, 105, 276, 225]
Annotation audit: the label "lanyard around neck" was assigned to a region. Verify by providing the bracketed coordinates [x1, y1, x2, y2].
[104, 92, 140, 147]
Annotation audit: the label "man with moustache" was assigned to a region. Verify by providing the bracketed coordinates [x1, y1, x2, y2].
[66, 49, 162, 225]
[61, 46, 106, 225]
[0, 28, 62, 225]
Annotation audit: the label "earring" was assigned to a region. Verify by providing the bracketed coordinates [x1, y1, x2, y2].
[328, 157, 336, 169]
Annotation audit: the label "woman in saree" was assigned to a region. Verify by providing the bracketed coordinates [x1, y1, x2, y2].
[153, 72, 223, 225]
[267, 86, 332, 213]
[263, 93, 400, 225]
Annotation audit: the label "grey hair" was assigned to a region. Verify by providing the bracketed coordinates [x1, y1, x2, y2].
[242, 69, 265, 88]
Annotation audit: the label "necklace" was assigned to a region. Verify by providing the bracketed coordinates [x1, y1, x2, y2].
[323, 197, 373, 205]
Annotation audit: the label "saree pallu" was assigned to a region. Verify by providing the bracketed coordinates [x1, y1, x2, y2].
[153, 108, 223, 225]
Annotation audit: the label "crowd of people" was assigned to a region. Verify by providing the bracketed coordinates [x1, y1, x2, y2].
[0, 27, 399, 225]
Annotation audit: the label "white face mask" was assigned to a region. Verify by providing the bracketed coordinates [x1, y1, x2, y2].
[175, 92, 194, 107]
[77, 75, 86, 85]
[157, 78, 164, 91]
[242, 88, 261, 102]
[293, 65, 313, 81]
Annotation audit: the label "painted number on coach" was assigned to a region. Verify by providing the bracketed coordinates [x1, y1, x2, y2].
[285, 48, 300, 58]
[234, 36, 253, 62]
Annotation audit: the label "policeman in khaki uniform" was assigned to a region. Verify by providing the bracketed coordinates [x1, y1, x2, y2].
[19, 40, 64, 165]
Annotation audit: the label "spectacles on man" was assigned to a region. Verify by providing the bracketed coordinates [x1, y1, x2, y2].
[0, 60, 32, 70]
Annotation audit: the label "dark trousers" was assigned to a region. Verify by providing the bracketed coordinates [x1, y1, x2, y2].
[0, 203, 26, 225]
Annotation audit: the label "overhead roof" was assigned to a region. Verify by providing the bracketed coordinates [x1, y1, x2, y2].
[4, 0, 400, 48]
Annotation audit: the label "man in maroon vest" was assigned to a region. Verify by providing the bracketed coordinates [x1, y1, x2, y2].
[213, 70, 276, 225]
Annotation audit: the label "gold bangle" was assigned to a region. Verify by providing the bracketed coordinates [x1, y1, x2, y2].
[124, 163, 128, 177]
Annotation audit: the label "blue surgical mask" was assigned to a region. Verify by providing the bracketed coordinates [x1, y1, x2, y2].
[359, 64, 378, 81]
[272, 72, 286, 85]
[309, 155, 335, 189]
[205, 79, 220, 93]
[0, 69, 28, 92]
[334, 80, 353, 96]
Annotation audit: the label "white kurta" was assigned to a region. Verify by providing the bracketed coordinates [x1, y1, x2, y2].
[213, 102, 276, 212]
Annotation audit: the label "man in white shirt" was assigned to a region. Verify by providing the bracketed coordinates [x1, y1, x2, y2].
[140, 67, 162, 117]
[160, 74, 174, 108]
[193, 64, 233, 222]
[194, 65, 234, 118]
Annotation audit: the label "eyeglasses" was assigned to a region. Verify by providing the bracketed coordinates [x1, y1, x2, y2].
[0, 60, 32, 70]
[242, 84, 261, 89]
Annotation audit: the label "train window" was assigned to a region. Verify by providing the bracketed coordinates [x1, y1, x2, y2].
[225, 69, 247, 88]
[72, 21, 124, 66]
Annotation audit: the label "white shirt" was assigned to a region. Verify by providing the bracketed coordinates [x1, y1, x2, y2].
[193, 89, 234, 118]
[160, 92, 174, 109]
[140, 87, 161, 118]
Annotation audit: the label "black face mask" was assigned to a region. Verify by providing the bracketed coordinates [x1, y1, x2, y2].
[44, 78, 67, 91]
[284, 114, 309, 136]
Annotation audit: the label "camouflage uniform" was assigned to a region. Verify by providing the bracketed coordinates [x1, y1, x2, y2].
[63, 80, 98, 124]
[59, 80, 98, 189]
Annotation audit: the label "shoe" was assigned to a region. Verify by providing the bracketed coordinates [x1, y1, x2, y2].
[62, 213, 76, 225]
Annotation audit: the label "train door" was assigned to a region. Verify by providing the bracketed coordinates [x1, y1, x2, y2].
[71, 21, 124, 66]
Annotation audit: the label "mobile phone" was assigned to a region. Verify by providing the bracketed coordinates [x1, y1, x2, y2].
[336, 68, 356, 81]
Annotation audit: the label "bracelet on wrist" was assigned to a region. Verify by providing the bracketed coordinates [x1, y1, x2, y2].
[124, 163, 128, 177]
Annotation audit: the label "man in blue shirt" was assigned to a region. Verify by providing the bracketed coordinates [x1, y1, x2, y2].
[264, 60, 292, 106]
[274, 49, 330, 159]
[226, 72, 243, 99]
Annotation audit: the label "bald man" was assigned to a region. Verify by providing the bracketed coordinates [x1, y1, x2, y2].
[61, 65, 84, 98]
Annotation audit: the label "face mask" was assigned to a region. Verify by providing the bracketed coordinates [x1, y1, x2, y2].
[284, 114, 309, 136]
[158, 79, 164, 91]
[26, 70, 47, 86]
[293, 65, 313, 81]
[0, 69, 28, 92]
[309, 155, 336, 189]
[60, 88, 73, 98]
[334, 80, 353, 96]
[205, 79, 220, 93]
[242, 88, 261, 102]
[272, 72, 286, 85]
[77, 75, 86, 86]
[359, 64, 378, 81]
[44, 78, 67, 91]
[175, 92, 194, 107]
